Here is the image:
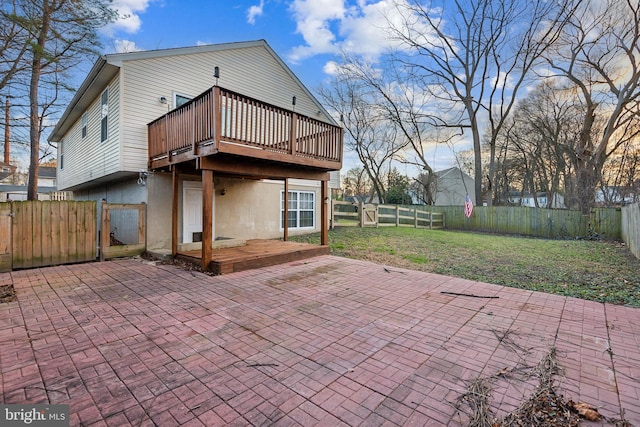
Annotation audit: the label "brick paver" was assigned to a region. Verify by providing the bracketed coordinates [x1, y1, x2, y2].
[1, 256, 639, 426]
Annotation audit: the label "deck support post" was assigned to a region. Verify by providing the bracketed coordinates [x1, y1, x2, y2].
[202, 169, 214, 270]
[172, 166, 178, 256]
[283, 178, 289, 241]
[321, 180, 328, 246]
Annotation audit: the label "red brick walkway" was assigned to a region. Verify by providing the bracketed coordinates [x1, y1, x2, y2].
[1, 257, 638, 426]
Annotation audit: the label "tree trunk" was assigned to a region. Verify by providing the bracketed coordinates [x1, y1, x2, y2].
[27, 1, 52, 201]
[575, 159, 597, 214]
[469, 105, 483, 207]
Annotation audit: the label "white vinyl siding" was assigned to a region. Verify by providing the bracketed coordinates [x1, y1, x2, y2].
[57, 75, 121, 190]
[280, 190, 315, 229]
[119, 44, 325, 172]
[58, 42, 335, 189]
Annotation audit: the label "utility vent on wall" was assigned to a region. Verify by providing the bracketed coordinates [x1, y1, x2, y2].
[192, 232, 202, 242]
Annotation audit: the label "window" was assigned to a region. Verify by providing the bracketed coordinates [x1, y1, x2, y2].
[81, 113, 87, 138]
[175, 93, 191, 108]
[100, 89, 109, 142]
[59, 140, 64, 170]
[280, 190, 315, 229]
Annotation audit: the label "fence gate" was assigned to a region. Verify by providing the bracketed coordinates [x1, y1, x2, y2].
[1, 201, 97, 271]
[100, 203, 147, 261]
[362, 204, 378, 227]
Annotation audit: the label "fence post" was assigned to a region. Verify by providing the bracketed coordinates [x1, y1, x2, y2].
[330, 199, 335, 230]
[414, 208, 418, 228]
[396, 205, 400, 227]
[100, 201, 109, 262]
[359, 202, 364, 227]
[429, 208, 433, 229]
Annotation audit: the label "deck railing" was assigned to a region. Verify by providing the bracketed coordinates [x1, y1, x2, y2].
[148, 86, 343, 168]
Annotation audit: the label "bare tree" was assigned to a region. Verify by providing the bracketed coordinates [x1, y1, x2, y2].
[384, 0, 575, 206]
[342, 167, 373, 202]
[2, 0, 115, 199]
[318, 68, 407, 203]
[545, 0, 640, 213]
[494, 81, 583, 208]
[333, 55, 448, 204]
[600, 129, 640, 205]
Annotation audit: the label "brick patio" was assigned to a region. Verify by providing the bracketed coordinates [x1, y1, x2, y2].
[1, 256, 638, 426]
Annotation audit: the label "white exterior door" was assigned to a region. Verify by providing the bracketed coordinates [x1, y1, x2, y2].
[183, 181, 214, 244]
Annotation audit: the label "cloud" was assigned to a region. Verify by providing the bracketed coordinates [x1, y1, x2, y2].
[339, 0, 406, 58]
[113, 39, 142, 53]
[287, 0, 438, 64]
[323, 60, 341, 76]
[491, 71, 517, 92]
[247, 0, 265, 24]
[103, 0, 155, 35]
[288, 0, 346, 62]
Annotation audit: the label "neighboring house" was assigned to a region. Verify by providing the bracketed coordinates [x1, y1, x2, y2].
[48, 40, 343, 259]
[596, 186, 638, 206]
[0, 161, 16, 181]
[407, 167, 474, 206]
[428, 167, 476, 206]
[0, 166, 59, 201]
[507, 191, 566, 208]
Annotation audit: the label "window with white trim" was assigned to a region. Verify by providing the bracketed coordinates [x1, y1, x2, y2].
[175, 93, 191, 108]
[281, 190, 315, 229]
[100, 89, 108, 142]
[81, 113, 87, 138]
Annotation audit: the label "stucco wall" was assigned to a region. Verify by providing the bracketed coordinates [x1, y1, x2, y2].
[73, 175, 324, 252]
[146, 173, 173, 251]
[212, 178, 321, 241]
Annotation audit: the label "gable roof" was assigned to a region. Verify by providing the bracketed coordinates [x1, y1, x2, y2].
[49, 39, 336, 142]
[435, 167, 473, 181]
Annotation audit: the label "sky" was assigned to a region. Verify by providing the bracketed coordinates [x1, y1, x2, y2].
[98, 0, 460, 174]
[101, 0, 397, 84]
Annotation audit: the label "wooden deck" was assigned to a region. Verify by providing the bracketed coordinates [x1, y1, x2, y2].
[177, 239, 329, 275]
[148, 86, 343, 171]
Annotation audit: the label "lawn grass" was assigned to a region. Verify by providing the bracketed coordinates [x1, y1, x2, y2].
[290, 227, 640, 307]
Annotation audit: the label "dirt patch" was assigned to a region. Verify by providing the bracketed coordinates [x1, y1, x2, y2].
[0, 284, 16, 303]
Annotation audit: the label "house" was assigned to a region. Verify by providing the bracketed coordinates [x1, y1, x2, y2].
[0, 166, 60, 201]
[0, 161, 16, 181]
[48, 40, 343, 268]
[409, 167, 476, 206]
[596, 186, 638, 206]
[507, 191, 566, 208]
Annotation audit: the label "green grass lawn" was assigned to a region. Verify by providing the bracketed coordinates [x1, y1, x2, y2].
[291, 227, 640, 307]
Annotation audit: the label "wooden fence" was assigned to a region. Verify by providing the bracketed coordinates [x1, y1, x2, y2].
[429, 205, 621, 239]
[331, 201, 445, 229]
[0, 201, 148, 272]
[100, 203, 147, 261]
[621, 203, 639, 259]
[0, 201, 97, 272]
[331, 201, 623, 240]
